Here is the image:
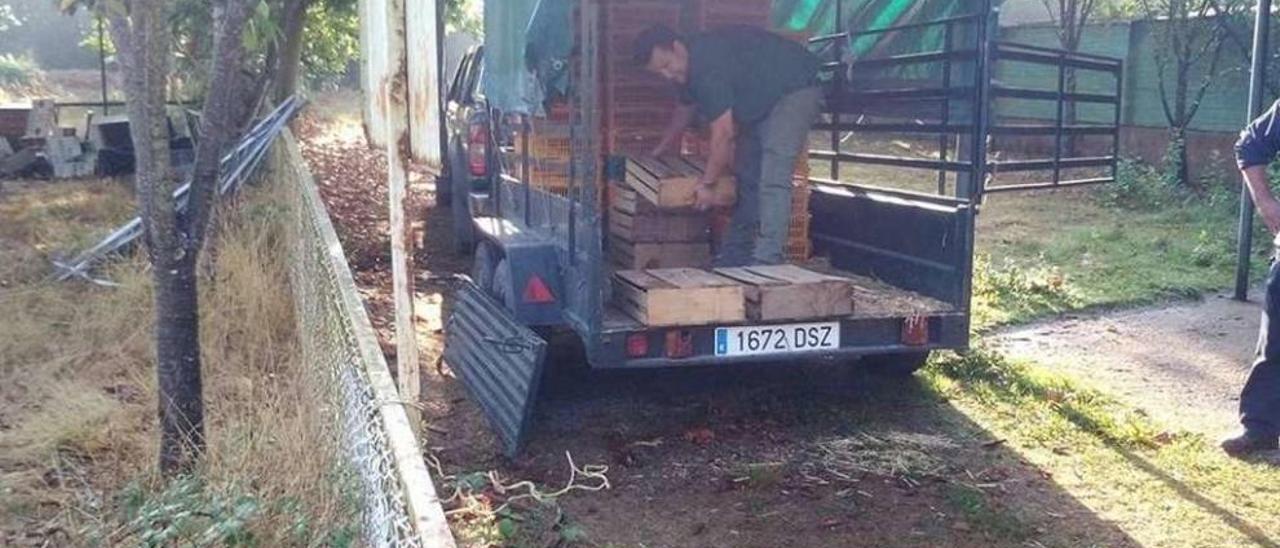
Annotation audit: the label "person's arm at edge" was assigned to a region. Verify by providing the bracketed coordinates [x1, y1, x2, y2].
[699, 110, 734, 187]
[1237, 100, 1280, 234]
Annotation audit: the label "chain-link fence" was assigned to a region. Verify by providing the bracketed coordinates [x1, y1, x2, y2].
[272, 130, 455, 548]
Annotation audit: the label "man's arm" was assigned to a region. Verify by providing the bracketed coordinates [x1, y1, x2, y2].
[651, 103, 696, 157]
[1237, 99, 1280, 233]
[700, 110, 734, 186]
[1243, 166, 1280, 234]
[693, 110, 734, 210]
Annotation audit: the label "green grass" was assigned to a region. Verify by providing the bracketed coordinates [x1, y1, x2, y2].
[971, 168, 1256, 329]
[923, 349, 1280, 547]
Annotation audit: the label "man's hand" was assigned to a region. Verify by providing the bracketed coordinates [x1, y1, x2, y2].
[1260, 197, 1280, 235]
[694, 184, 716, 211]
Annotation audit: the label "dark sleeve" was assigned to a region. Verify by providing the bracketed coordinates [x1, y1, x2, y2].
[1236, 99, 1280, 169]
[689, 69, 734, 121]
[679, 85, 695, 106]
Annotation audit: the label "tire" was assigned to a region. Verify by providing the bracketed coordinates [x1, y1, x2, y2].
[491, 258, 517, 310]
[472, 241, 498, 293]
[450, 147, 476, 254]
[861, 351, 931, 378]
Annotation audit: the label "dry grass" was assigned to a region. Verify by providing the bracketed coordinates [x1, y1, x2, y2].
[0, 177, 358, 546]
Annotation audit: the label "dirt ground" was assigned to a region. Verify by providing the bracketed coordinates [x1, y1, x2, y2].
[296, 109, 1146, 547]
[993, 290, 1266, 440]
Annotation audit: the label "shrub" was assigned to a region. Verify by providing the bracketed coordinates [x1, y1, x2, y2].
[0, 53, 41, 87]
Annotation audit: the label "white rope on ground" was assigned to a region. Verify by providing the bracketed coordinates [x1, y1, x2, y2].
[429, 451, 610, 517]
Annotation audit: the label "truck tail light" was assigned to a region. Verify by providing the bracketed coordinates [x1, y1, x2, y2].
[664, 330, 694, 359]
[467, 122, 488, 177]
[521, 274, 555, 304]
[902, 315, 929, 346]
[626, 334, 649, 358]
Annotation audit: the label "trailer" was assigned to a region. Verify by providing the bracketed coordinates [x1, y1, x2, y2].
[442, 0, 1124, 456]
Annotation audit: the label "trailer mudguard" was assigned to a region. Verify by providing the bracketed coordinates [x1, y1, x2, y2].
[443, 280, 548, 457]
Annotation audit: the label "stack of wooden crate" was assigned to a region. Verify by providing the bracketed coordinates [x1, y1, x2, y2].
[600, 0, 683, 155]
[510, 103, 573, 194]
[609, 155, 736, 269]
[787, 151, 813, 261]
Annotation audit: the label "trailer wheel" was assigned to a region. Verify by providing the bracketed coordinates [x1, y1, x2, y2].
[472, 241, 498, 293]
[491, 258, 517, 310]
[862, 351, 931, 378]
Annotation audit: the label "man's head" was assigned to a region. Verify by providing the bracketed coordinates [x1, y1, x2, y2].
[633, 25, 689, 84]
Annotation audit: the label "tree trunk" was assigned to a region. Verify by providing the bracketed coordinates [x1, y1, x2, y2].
[1170, 126, 1190, 188]
[273, 0, 310, 104]
[154, 254, 204, 473]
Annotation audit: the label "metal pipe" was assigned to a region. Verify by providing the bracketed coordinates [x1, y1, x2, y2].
[938, 21, 954, 195]
[98, 15, 108, 115]
[1236, 0, 1271, 301]
[1052, 53, 1067, 186]
[829, 0, 844, 181]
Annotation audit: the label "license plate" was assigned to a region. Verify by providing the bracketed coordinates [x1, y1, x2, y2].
[714, 322, 840, 357]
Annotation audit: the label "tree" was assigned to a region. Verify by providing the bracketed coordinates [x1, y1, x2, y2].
[443, 0, 481, 36]
[1039, 0, 1105, 155]
[99, 0, 257, 475]
[1137, 0, 1245, 186]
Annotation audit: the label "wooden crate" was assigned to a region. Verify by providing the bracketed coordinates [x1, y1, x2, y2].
[610, 182, 711, 243]
[611, 238, 711, 270]
[614, 268, 746, 326]
[714, 265, 854, 321]
[611, 210, 710, 243]
[600, 0, 683, 154]
[624, 155, 735, 209]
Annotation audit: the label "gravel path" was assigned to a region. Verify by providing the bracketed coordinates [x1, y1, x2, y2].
[992, 290, 1265, 438]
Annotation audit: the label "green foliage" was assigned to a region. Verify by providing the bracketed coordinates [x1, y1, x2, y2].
[972, 253, 1081, 330]
[0, 4, 20, 33]
[302, 0, 359, 87]
[1095, 158, 1175, 211]
[0, 53, 42, 87]
[444, 0, 482, 36]
[87, 475, 361, 547]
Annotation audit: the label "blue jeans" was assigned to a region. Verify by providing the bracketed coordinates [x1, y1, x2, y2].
[715, 86, 823, 267]
[1242, 259, 1280, 438]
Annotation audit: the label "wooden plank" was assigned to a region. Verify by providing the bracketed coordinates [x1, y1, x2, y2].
[608, 207, 709, 243]
[610, 238, 711, 269]
[715, 265, 854, 321]
[612, 268, 745, 326]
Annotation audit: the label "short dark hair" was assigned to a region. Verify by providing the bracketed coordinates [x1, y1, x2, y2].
[632, 25, 681, 66]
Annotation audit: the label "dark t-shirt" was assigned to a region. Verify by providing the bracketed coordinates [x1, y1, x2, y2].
[680, 26, 821, 126]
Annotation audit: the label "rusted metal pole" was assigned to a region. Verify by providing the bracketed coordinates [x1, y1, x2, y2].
[383, 0, 419, 424]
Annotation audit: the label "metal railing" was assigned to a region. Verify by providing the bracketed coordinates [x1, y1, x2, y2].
[807, 4, 1123, 200]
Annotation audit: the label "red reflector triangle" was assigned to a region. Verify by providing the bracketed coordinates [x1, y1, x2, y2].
[523, 275, 555, 304]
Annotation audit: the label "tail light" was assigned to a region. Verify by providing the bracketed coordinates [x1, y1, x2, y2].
[902, 315, 929, 346]
[521, 274, 555, 304]
[626, 334, 649, 358]
[467, 121, 488, 176]
[664, 330, 694, 359]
